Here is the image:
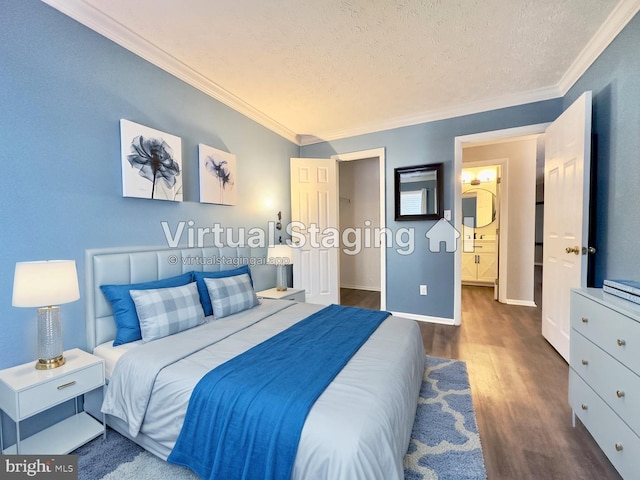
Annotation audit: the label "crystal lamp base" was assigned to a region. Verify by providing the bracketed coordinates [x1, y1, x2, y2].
[36, 306, 65, 370]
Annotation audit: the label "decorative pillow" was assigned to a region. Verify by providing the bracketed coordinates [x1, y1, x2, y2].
[193, 265, 253, 316]
[204, 273, 259, 319]
[101, 272, 193, 346]
[130, 282, 205, 343]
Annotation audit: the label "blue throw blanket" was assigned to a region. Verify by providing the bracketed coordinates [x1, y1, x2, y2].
[167, 304, 389, 480]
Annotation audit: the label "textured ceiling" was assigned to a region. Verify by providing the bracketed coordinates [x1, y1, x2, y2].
[43, 0, 638, 144]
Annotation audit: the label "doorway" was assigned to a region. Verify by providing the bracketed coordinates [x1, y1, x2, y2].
[453, 123, 550, 324]
[338, 157, 381, 309]
[333, 148, 386, 310]
[461, 163, 501, 299]
[291, 149, 386, 308]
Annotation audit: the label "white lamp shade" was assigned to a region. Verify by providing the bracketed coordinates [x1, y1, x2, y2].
[12, 260, 80, 307]
[267, 245, 293, 265]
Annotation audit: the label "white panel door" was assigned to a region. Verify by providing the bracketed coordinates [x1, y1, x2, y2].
[290, 158, 339, 305]
[542, 91, 592, 362]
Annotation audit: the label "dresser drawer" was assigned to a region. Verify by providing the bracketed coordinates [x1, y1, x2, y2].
[571, 330, 640, 434]
[569, 371, 640, 479]
[18, 363, 104, 419]
[571, 291, 640, 373]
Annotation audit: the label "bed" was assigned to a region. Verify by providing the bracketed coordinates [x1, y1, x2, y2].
[84, 246, 425, 480]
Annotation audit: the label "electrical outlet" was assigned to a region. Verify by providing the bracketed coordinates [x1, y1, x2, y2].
[420, 285, 427, 295]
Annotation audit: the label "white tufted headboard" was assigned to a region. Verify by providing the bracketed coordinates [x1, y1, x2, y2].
[85, 246, 273, 351]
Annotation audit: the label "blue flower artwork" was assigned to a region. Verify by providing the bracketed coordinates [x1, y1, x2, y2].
[120, 120, 183, 201]
[198, 144, 236, 205]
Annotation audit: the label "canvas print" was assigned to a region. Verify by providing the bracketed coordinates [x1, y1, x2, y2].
[120, 119, 183, 201]
[199, 144, 237, 205]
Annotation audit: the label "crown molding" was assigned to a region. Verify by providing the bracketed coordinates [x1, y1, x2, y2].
[41, 0, 640, 147]
[558, 0, 640, 94]
[40, 0, 299, 144]
[299, 85, 561, 145]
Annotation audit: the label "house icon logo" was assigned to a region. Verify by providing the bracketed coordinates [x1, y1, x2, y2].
[425, 218, 460, 252]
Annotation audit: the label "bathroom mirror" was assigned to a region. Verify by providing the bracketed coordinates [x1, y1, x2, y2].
[394, 163, 444, 221]
[462, 188, 496, 228]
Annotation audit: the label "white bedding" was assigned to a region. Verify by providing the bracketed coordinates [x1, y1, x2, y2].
[94, 339, 141, 380]
[97, 299, 425, 480]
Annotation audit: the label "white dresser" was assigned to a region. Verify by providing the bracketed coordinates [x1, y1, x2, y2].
[569, 288, 640, 479]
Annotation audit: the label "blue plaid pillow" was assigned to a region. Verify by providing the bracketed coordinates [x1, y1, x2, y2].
[130, 282, 205, 343]
[193, 266, 253, 317]
[101, 272, 194, 346]
[204, 273, 259, 319]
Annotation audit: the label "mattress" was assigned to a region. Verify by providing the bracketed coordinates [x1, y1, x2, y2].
[97, 299, 425, 480]
[93, 339, 141, 380]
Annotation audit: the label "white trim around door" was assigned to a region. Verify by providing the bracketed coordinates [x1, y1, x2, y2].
[331, 148, 387, 310]
[453, 123, 550, 325]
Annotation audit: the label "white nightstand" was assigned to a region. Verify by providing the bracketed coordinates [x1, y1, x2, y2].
[257, 287, 306, 302]
[0, 348, 106, 454]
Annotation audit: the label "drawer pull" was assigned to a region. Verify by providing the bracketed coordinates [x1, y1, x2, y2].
[617, 339, 626, 347]
[615, 443, 623, 452]
[581, 317, 588, 323]
[581, 404, 588, 410]
[616, 390, 625, 398]
[581, 359, 588, 366]
[57, 381, 76, 390]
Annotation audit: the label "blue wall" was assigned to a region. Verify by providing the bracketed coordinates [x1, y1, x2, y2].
[301, 101, 562, 318]
[564, 12, 640, 286]
[0, 0, 298, 369]
[2, 0, 638, 370]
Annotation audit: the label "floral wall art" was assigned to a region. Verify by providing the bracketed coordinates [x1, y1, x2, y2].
[120, 119, 183, 201]
[199, 144, 237, 205]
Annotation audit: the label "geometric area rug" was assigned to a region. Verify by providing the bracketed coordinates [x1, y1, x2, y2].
[404, 356, 487, 480]
[74, 355, 486, 480]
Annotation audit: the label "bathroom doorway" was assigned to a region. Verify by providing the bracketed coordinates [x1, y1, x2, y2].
[461, 163, 501, 299]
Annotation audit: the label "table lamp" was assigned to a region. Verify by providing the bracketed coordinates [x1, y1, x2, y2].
[267, 245, 293, 291]
[12, 260, 80, 370]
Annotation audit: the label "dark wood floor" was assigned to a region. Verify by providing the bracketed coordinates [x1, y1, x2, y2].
[342, 285, 621, 479]
[341, 288, 381, 310]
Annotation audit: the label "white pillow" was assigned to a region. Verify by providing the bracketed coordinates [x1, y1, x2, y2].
[130, 282, 205, 343]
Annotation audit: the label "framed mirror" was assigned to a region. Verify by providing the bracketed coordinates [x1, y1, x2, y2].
[462, 188, 496, 228]
[395, 163, 444, 221]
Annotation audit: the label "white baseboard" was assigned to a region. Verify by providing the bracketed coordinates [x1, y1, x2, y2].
[505, 299, 537, 307]
[388, 311, 455, 325]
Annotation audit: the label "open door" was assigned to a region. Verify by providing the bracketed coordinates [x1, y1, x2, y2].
[542, 91, 594, 362]
[290, 158, 340, 305]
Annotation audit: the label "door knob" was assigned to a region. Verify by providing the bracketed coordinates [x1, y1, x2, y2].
[565, 246, 580, 255]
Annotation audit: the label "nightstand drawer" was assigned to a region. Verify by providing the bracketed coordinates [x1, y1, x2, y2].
[257, 288, 305, 302]
[284, 290, 305, 302]
[18, 363, 103, 419]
